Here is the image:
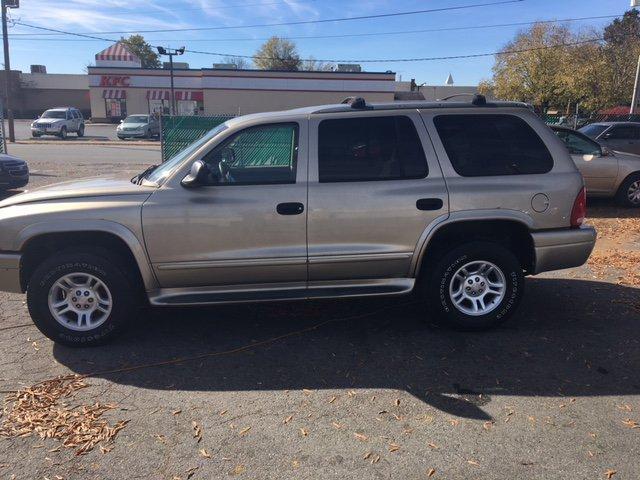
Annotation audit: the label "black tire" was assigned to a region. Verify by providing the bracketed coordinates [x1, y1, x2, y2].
[59, 126, 67, 140]
[77, 124, 85, 137]
[27, 250, 137, 346]
[615, 173, 640, 208]
[424, 241, 524, 330]
[31, 132, 41, 138]
[144, 129, 151, 139]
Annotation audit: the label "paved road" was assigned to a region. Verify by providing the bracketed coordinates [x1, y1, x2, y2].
[0, 149, 638, 479]
[3, 119, 157, 142]
[1, 143, 161, 192]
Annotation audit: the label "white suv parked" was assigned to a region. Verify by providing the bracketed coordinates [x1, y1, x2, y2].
[31, 108, 85, 139]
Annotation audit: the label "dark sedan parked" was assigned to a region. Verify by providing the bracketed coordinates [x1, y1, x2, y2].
[0, 154, 29, 191]
[579, 122, 640, 155]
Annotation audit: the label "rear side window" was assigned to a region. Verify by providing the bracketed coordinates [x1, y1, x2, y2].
[318, 116, 428, 182]
[433, 114, 553, 176]
[607, 126, 640, 140]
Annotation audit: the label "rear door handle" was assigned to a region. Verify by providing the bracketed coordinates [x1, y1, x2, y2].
[416, 198, 444, 211]
[277, 202, 305, 215]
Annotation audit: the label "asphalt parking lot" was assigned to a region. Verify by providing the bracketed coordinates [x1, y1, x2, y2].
[0, 144, 638, 480]
[3, 119, 159, 143]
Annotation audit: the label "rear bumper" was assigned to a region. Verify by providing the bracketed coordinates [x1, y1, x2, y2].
[0, 253, 22, 293]
[531, 226, 597, 274]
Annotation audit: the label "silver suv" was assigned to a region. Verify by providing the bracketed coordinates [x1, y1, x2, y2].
[0, 96, 596, 345]
[31, 107, 85, 139]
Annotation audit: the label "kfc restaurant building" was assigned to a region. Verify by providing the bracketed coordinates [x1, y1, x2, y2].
[88, 43, 396, 123]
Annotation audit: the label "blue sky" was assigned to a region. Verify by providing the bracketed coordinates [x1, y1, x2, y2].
[3, 0, 630, 85]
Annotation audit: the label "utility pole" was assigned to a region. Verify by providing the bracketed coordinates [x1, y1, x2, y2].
[1, 0, 16, 143]
[157, 46, 185, 116]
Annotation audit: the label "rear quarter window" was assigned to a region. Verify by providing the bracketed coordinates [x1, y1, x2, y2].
[433, 114, 554, 177]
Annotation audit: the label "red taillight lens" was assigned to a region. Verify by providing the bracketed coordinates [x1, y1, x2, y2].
[570, 187, 587, 228]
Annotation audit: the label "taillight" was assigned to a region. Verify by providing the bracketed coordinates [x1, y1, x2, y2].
[570, 187, 587, 228]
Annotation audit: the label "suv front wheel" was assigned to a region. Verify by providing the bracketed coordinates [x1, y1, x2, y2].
[425, 242, 524, 330]
[27, 250, 136, 346]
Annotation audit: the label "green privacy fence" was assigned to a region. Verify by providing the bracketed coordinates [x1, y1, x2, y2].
[161, 115, 234, 162]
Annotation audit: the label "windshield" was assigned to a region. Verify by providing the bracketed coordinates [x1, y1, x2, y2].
[145, 122, 230, 185]
[579, 124, 608, 138]
[125, 115, 149, 123]
[41, 110, 66, 119]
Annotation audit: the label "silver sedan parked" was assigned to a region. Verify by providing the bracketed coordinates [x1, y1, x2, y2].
[552, 125, 640, 207]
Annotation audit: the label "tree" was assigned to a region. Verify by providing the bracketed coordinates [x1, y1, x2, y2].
[253, 37, 301, 71]
[119, 35, 161, 69]
[490, 23, 575, 110]
[301, 57, 335, 72]
[222, 55, 252, 70]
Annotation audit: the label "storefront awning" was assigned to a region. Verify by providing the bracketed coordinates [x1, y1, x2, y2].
[147, 90, 170, 101]
[102, 89, 127, 100]
[175, 91, 204, 102]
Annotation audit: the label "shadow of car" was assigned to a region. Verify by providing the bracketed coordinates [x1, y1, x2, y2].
[52, 277, 640, 420]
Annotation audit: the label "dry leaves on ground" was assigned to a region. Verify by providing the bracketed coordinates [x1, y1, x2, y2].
[0, 376, 127, 455]
[588, 250, 640, 286]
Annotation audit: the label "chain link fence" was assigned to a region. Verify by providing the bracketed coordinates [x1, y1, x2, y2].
[541, 113, 640, 129]
[161, 115, 234, 162]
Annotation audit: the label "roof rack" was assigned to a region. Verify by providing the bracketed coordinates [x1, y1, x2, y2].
[436, 93, 487, 106]
[341, 96, 367, 109]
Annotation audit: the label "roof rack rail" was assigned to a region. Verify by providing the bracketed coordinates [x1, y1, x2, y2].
[341, 96, 367, 109]
[436, 93, 487, 106]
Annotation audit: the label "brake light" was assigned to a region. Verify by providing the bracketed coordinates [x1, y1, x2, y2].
[570, 187, 587, 228]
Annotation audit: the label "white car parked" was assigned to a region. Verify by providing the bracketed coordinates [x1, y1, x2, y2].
[31, 107, 85, 140]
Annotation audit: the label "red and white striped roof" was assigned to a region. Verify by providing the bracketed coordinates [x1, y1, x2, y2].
[96, 42, 140, 62]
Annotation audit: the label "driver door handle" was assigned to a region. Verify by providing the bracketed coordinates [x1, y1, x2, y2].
[277, 202, 305, 215]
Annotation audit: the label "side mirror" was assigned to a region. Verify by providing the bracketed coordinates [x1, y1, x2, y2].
[181, 160, 208, 188]
[120, 119, 124, 124]
[600, 146, 612, 157]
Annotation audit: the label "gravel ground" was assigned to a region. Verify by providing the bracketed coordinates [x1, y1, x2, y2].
[0, 147, 638, 480]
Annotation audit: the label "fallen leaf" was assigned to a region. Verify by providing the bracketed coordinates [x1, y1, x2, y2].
[427, 468, 436, 477]
[283, 415, 293, 424]
[354, 432, 368, 442]
[172, 410, 182, 415]
[428, 443, 439, 450]
[185, 467, 198, 479]
[604, 469, 617, 479]
[395, 399, 401, 407]
[239, 427, 251, 436]
[199, 448, 211, 459]
[292, 459, 300, 469]
[303, 389, 313, 395]
[363, 452, 372, 460]
[468, 460, 480, 466]
[219, 410, 228, 416]
[622, 419, 639, 429]
[232, 465, 246, 476]
[192, 421, 202, 442]
[332, 422, 343, 429]
[388, 443, 400, 452]
[299, 428, 308, 437]
[371, 455, 380, 464]
[329, 396, 337, 404]
[483, 421, 494, 431]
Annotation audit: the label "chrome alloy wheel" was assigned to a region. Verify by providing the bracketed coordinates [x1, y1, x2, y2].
[627, 180, 640, 205]
[449, 261, 506, 316]
[47, 273, 113, 331]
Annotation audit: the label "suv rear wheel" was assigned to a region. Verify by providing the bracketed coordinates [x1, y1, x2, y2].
[425, 241, 524, 330]
[27, 250, 136, 346]
[77, 124, 85, 137]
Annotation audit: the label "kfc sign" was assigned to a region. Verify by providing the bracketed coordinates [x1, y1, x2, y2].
[100, 76, 131, 87]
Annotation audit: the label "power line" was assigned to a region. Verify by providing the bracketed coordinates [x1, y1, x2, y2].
[186, 36, 614, 63]
[10, 0, 525, 36]
[8, 14, 622, 42]
[11, 18, 632, 65]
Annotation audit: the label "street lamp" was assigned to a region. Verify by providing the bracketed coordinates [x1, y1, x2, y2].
[156, 46, 185, 116]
